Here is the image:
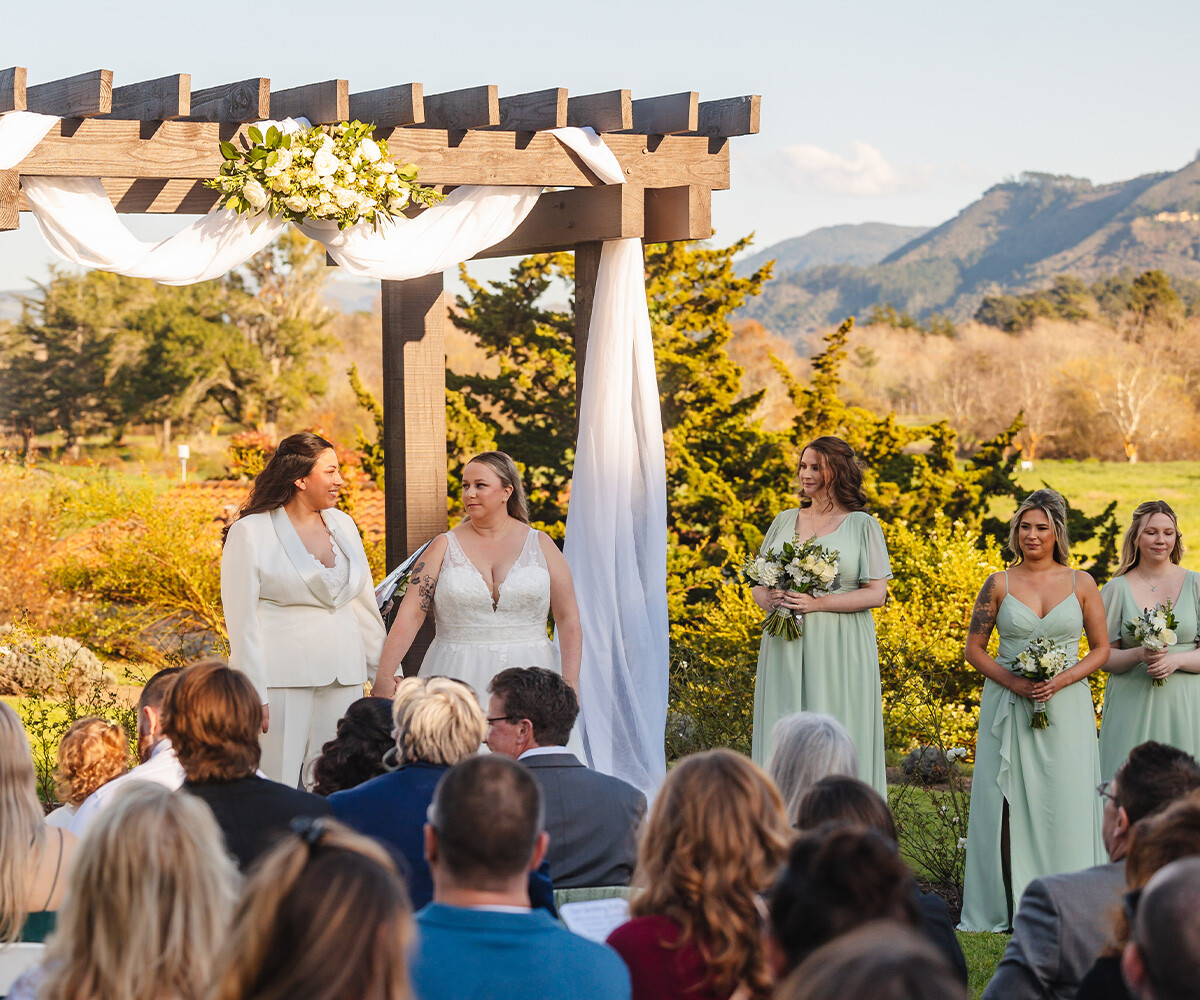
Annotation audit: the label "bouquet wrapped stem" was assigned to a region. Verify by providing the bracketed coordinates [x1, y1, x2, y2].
[1125, 600, 1179, 687]
[743, 535, 840, 642]
[1012, 637, 1070, 729]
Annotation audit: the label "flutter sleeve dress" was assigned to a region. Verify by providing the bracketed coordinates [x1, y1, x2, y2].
[750, 508, 891, 796]
[1098, 571, 1200, 781]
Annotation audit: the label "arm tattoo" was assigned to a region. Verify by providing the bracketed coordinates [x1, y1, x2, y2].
[418, 573, 436, 613]
[968, 576, 998, 638]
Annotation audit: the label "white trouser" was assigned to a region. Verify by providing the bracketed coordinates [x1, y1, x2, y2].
[260, 683, 363, 787]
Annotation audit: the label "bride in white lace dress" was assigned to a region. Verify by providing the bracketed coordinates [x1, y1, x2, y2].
[372, 452, 582, 708]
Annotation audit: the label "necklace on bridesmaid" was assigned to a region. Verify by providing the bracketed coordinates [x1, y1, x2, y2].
[806, 501, 840, 540]
[1138, 569, 1174, 593]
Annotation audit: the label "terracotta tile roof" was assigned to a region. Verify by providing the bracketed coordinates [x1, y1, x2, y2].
[175, 480, 387, 540]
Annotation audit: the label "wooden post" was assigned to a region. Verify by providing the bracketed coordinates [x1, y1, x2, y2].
[381, 274, 448, 674]
[574, 242, 603, 417]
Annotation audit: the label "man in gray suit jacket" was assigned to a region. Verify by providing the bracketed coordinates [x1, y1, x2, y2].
[982, 742, 1200, 1000]
[486, 667, 646, 889]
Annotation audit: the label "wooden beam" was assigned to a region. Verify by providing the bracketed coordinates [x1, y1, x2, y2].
[566, 89, 631, 132]
[693, 95, 760, 137]
[26, 69, 112, 117]
[644, 186, 712, 242]
[350, 83, 424, 127]
[497, 88, 566, 131]
[381, 274, 448, 673]
[574, 242, 603, 416]
[189, 78, 270, 122]
[472, 185, 641, 259]
[108, 74, 191, 120]
[270, 79, 348, 124]
[0, 67, 26, 113]
[16, 178, 221, 215]
[421, 85, 498, 129]
[631, 91, 698, 135]
[15, 121, 730, 190]
[0, 171, 18, 230]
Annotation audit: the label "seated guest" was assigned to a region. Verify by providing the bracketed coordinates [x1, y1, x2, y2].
[983, 742, 1200, 1000]
[0, 702, 77, 943]
[8, 782, 238, 1000]
[45, 717, 128, 828]
[69, 667, 184, 836]
[308, 696, 394, 795]
[205, 818, 413, 1000]
[795, 776, 967, 983]
[162, 659, 330, 871]
[768, 824, 921, 976]
[765, 711, 858, 824]
[411, 755, 631, 1000]
[607, 749, 790, 1000]
[487, 667, 646, 888]
[328, 676, 486, 908]
[775, 922, 968, 1000]
[1077, 791, 1200, 1000]
[1121, 857, 1200, 1000]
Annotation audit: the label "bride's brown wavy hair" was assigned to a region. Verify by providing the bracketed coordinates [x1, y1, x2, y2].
[630, 749, 790, 999]
[797, 436, 868, 512]
[222, 432, 335, 544]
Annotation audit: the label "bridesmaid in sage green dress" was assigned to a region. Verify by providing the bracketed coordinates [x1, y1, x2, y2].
[959, 489, 1109, 932]
[750, 436, 891, 797]
[1100, 501, 1200, 781]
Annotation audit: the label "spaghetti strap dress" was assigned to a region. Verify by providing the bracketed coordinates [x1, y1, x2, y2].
[1098, 571, 1200, 781]
[750, 509, 891, 796]
[959, 571, 1104, 932]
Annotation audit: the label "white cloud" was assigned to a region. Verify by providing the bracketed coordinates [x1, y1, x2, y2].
[766, 141, 934, 197]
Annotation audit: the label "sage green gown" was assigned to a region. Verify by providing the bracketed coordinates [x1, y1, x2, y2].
[1099, 572, 1200, 781]
[750, 509, 891, 796]
[959, 574, 1104, 932]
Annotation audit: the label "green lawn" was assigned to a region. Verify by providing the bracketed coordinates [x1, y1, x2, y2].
[959, 930, 1007, 998]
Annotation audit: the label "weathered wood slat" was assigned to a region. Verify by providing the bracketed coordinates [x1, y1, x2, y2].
[496, 88, 566, 131]
[108, 74, 191, 120]
[26, 69, 112, 117]
[631, 91, 698, 135]
[0, 67, 27, 114]
[473, 185, 641, 259]
[15, 121, 730, 190]
[421, 85, 498, 129]
[350, 83, 424, 126]
[270, 79, 348, 124]
[188, 78, 270, 122]
[573, 241, 603, 413]
[692, 96, 760, 137]
[644, 185, 712, 242]
[16, 178, 221, 215]
[0, 171, 18, 230]
[566, 89, 631, 132]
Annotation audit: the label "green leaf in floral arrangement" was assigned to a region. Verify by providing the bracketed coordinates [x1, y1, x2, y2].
[266, 150, 278, 168]
[247, 126, 264, 146]
[266, 126, 282, 148]
[219, 141, 240, 161]
[281, 134, 292, 149]
[248, 146, 270, 162]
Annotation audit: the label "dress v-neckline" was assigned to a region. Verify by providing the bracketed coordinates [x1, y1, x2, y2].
[1121, 571, 1187, 610]
[793, 508, 852, 542]
[1004, 591, 1076, 621]
[449, 528, 531, 611]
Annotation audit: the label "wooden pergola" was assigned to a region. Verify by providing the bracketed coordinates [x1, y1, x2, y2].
[1, 68, 758, 666]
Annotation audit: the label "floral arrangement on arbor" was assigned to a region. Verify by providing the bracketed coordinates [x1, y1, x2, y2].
[206, 121, 443, 230]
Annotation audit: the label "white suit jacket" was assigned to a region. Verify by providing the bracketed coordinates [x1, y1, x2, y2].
[221, 507, 386, 702]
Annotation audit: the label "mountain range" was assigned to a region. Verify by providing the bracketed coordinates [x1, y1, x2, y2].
[739, 160, 1200, 339]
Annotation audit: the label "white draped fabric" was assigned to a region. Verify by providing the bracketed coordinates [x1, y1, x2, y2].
[0, 111, 668, 797]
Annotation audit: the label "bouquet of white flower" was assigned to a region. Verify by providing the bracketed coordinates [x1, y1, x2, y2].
[1125, 600, 1179, 687]
[206, 120, 442, 230]
[1012, 636, 1071, 729]
[742, 534, 840, 640]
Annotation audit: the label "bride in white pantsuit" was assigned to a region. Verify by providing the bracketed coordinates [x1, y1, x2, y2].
[221, 432, 386, 786]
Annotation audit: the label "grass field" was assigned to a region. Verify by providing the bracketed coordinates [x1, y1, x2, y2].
[959, 931, 1007, 998]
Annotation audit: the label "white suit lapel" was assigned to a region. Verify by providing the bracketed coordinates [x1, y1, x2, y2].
[270, 507, 337, 605]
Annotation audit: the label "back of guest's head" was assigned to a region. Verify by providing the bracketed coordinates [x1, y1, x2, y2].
[139, 666, 183, 712]
[1129, 857, 1200, 1000]
[488, 667, 578, 746]
[632, 749, 790, 999]
[0, 702, 44, 942]
[41, 782, 238, 1000]
[796, 776, 898, 842]
[428, 755, 542, 887]
[53, 716, 128, 807]
[309, 697, 393, 795]
[161, 659, 261, 782]
[393, 676, 486, 765]
[766, 712, 859, 823]
[206, 818, 412, 1000]
[776, 922, 968, 1000]
[1116, 742, 1200, 826]
[770, 824, 921, 973]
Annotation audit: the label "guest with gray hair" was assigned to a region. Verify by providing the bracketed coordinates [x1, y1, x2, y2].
[766, 711, 859, 823]
[1122, 857, 1200, 1000]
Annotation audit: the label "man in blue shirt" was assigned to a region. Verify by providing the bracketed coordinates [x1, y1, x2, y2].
[410, 755, 631, 1000]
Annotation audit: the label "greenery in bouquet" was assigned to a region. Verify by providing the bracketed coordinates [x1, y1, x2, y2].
[742, 534, 839, 640]
[206, 120, 444, 230]
[1125, 600, 1179, 686]
[1012, 636, 1070, 729]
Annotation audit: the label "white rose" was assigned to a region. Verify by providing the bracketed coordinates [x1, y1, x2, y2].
[274, 148, 292, 171]
[1152, 613, 1167, 629]
[242, 179, 268, 209]
[313, 148, 340, 177]
[379, 160, 396, 174]
[360, 137, 382, 162]
[284, 194, 308, 213]
[392, 188, 410, 210]
[334, 187, 358, 209]
[1162, 629, 1178, 645]
[268, 175, 286, 192]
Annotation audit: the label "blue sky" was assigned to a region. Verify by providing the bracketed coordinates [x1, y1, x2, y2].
[3, 0, 1199, 292]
